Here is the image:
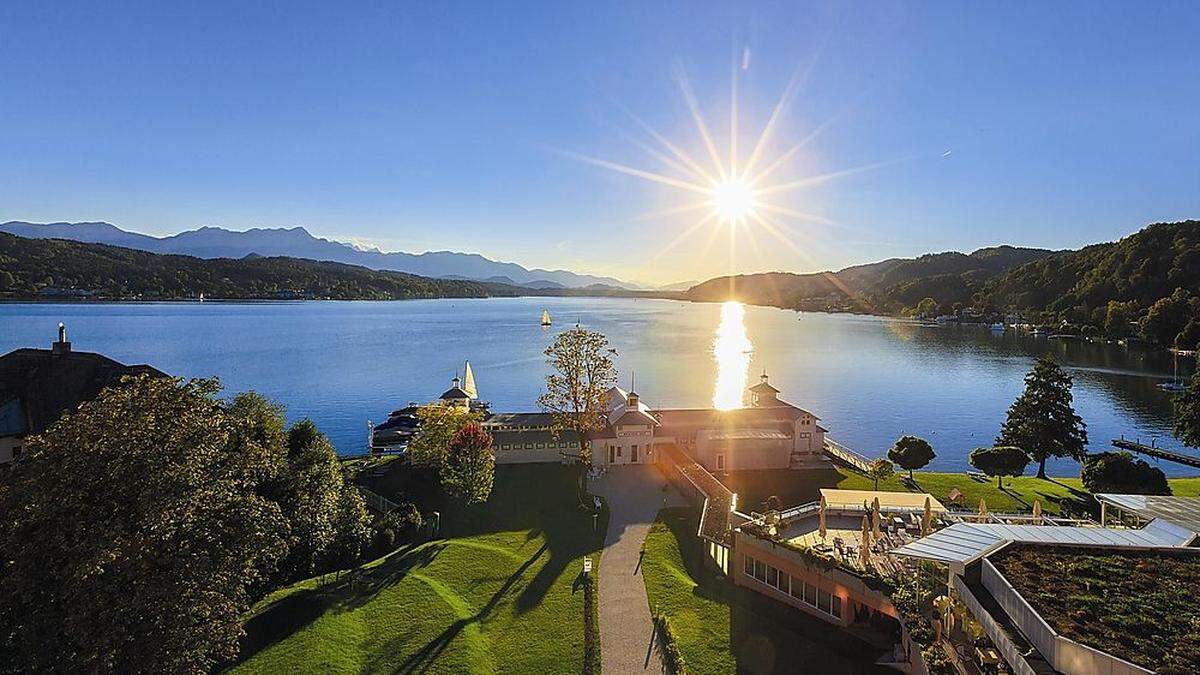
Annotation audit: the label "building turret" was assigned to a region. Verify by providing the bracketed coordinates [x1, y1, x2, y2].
[748, 371, 781, 407]
[51, 322, 71, 356]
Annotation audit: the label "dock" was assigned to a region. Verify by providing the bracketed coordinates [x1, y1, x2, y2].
[1112, 438, 1200, 469]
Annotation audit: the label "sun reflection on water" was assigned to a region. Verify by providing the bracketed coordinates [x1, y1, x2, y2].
[712, 301, 752, 410]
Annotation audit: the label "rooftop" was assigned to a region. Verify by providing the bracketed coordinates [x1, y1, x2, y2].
[991, 544, 1200, 673]
[1096, 493, 1200, 537]
[819, 489, 948, 513]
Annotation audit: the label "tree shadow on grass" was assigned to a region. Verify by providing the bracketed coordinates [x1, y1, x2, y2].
[233, 542, 446, 666]
[392, 542, 548, 673]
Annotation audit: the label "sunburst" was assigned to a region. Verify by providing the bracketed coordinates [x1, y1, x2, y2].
[564, 56, 895, 272]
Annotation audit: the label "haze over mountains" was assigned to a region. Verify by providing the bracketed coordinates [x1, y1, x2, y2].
[0, 221, 636, 290]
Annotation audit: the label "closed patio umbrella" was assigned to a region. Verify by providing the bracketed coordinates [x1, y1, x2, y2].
[1033, 499, 1042, 525]
[872, 497, 883, 540]
[860, 515, 872, 567]
[978, 498, 988, 522]
[819, 494, 827, 539]
[922, 496, 933, 536]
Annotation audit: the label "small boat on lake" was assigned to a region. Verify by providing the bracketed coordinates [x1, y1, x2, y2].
[1158, 351, 1188, 392]
[540, 309, 552, 326]
[989, 323, 1005, 332]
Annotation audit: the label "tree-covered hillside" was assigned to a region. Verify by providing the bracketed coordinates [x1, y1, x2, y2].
[0, 232, 515, 301]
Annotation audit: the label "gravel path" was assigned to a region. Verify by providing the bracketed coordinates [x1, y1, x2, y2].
[590, 465, 686, 674]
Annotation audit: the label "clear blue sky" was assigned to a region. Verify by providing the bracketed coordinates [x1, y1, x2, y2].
[3, 2, 1198, 285]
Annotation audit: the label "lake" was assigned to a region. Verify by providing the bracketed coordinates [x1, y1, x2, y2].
[1, 298, 1194, 476]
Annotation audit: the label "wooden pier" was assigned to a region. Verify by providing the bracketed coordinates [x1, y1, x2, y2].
[1112, 438, 1200, 469]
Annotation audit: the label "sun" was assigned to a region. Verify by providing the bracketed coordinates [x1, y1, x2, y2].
[711, 178, 757, 224]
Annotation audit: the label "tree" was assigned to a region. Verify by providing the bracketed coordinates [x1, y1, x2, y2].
[1080, 451, 1170, 495]
[914, 297, 938, 318]
[968, 446, 1029, 488]
[1176, 318, 1200, 351]
[0, 375, 289, 673]
[537, 326, 618, 464]
[1103, 300, 1138, 338]
[441, 423, 496, 505]
[1174, 368, 1200, 449]
[1139, 287, 1193, 346]
[888, 436, 936, 480]
[407, 404, 483, 468]
[996, 356, 1088, 479]
[866, 459, 894, 490]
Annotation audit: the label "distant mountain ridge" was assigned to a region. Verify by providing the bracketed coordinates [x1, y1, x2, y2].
[0, 221, 635, 290]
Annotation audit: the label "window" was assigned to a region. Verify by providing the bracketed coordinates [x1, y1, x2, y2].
[536, 443, 545, 448]
[818, 589, 831, 613]
[778, 573, 791, 595]
[754, 560, 766, 582]
[617, 447, 622, 457]
[790, 578, 803, 599]
[766, 566, 778, 588]
[804, 582, 817, 605]
[525, 443, 534, 449]
[830, 596, 842, 619]
[744, 554, 754, 576]
[716, 453, 725, 470]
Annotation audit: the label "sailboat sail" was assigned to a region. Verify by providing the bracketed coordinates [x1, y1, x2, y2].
[541, 310, 552, 326]
[463, 361, 478, 399]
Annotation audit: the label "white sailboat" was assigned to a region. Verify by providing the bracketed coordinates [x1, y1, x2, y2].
[1158, 351, 1187, 392]
[462, 360, 478, 399]
[541, 309, 552, 326]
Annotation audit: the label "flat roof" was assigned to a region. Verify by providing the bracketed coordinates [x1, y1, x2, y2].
[819, 489, 947, 513]
[1096, 493, 1200, 536]
[892, 521, 1193, 566]
[700, 428, 790, 441]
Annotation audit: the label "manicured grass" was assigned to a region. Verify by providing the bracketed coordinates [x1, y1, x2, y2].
[993, 545, 1200, 673]
[228, 464, 602, 674]
[641, 507, 894, 675]
[722, 466, 1200, 516]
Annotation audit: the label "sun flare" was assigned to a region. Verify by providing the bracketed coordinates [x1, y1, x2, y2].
[712, 301, 752, 410]
[711, 178, 757, 224]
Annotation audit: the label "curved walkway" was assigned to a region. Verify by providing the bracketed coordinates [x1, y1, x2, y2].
[590, 465, 687, 674]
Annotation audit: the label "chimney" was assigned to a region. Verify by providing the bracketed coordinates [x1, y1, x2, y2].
[52, 322, 71, 355]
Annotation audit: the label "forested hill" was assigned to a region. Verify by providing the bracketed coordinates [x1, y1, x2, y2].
[685, 244, 1055, 313]
[0, 232, 517, 301]
[684, 220, 1200, 348]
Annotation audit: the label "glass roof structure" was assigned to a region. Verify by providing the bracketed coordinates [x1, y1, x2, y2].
[1095, 493, 1200, 536]
[891, 521, 1193, 567]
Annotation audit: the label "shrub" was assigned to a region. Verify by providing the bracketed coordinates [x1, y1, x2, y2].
[653, 612, 687, 674]
[374, 502, 423, 544]
[1081, 451, 1171, 495]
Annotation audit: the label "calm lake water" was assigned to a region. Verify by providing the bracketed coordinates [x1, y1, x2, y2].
[1, 298, 1195, 476]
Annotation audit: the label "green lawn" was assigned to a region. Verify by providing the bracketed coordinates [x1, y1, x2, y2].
[228, 464, 603, 674]
[641, 507, 894, 675]
[723, 466, 1200, 516]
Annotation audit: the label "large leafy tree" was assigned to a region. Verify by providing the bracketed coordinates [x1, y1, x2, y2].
[442, 423, 496, 505]
[407, 404, 483, 468]
[1174, 368, 1200, 449]
[887, 436, 936, 480]
[537, 326, 618, 464]
[1139, 287, 1194, 346]
[0, 376, 288, 674]
[997, 357, 1088, 479]
[1081, 451, 1170, 496]
[969, 446, 1029, 488]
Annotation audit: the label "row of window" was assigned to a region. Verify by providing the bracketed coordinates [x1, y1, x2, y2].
[496, 442, 573, 451]
[743, 553, 842, 620]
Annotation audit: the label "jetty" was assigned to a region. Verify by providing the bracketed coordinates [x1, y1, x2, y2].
[1112, 437, 1200, 469]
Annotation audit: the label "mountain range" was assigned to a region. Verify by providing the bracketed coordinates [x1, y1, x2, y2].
[0, 221, 637, 290]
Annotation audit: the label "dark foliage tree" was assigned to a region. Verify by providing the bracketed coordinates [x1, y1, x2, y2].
[0, 376, 288, 674]
[1139, 288, 1195, 346]
[442, 423, 496, 505]
[969, 446, 1030, 488]
[1081, 452, 1170, 496]
[887, 435, 936, 480]
[538, 326, 618, 464]
[1174, 368, 1200, 449]
[1103, 300, 1139, 338]
[997, 357, 1088, 478]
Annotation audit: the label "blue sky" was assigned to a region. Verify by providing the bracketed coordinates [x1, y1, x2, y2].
[2, 2, 1199, 286]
